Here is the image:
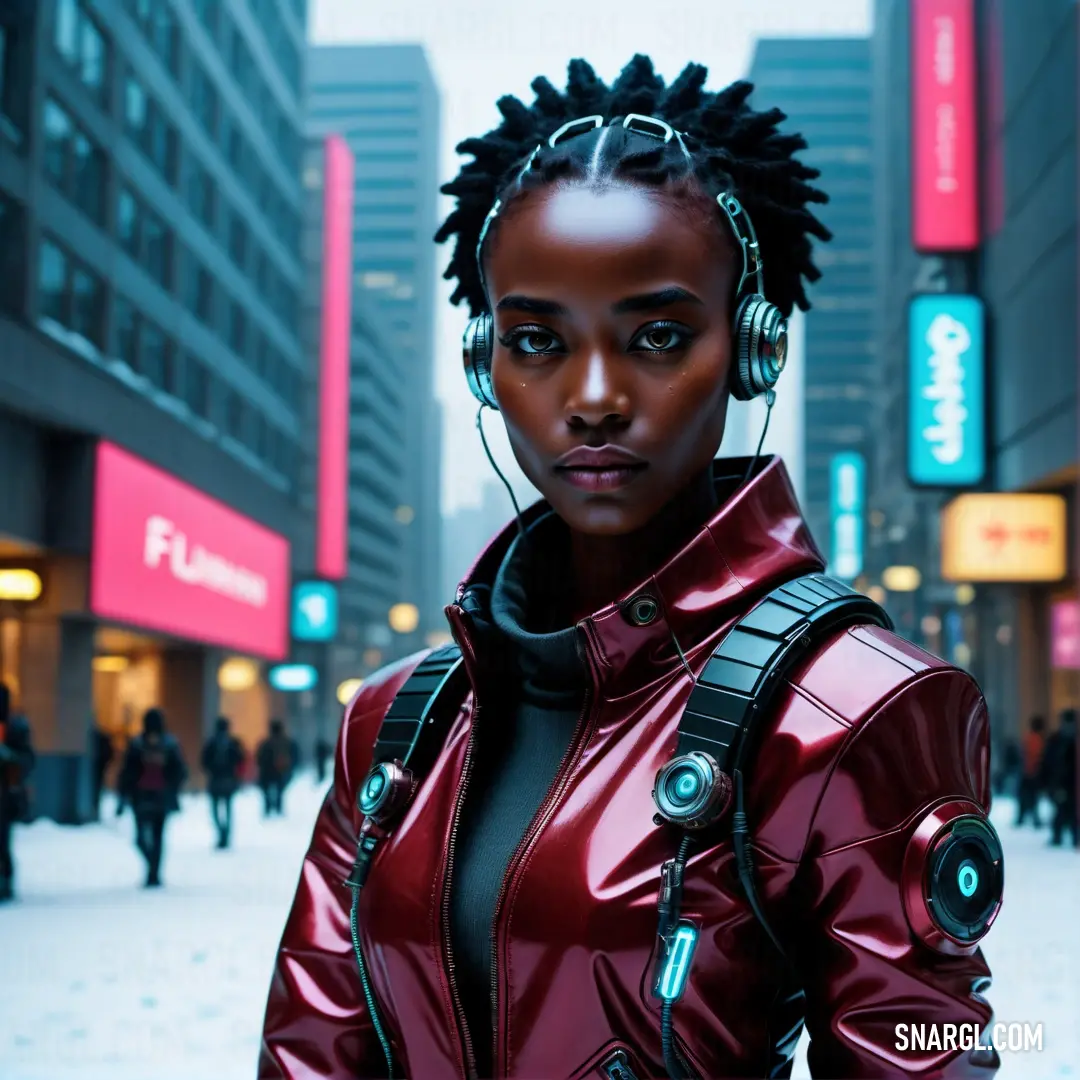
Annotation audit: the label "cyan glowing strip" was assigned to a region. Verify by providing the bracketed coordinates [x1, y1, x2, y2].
[659, 924, 699, 1003]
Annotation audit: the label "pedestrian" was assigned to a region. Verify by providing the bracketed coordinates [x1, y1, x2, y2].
[1015, 716, 1046, 826]
[90, 721, 114, 820]
[256, 718, 298, 817]
[0, 684, 36, 903]
[117, 707, 188, 887]
[313, 734, 333, 785]
[201, 716, 245, 849]
[1041, 708, 1078, 848]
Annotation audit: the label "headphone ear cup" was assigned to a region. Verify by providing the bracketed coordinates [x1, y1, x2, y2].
[462, 313, 498, 410]
[730, 294, 789, 402]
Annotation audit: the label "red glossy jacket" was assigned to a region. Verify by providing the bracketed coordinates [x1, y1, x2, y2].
[261, 459, 998, 1079]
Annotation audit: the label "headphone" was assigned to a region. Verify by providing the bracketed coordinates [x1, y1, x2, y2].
[461, 113, 789, 410]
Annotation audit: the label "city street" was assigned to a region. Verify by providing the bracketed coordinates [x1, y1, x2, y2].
[0, 781, 1076, 1080]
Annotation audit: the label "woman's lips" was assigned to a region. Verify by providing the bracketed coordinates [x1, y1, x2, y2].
[554, 463, 649, 492]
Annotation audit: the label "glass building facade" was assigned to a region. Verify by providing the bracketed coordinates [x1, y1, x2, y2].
[306, 44, 444, 649]
[747, 38, 875, 564]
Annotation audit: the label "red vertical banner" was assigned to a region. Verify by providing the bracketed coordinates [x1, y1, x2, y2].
[316, 136, 354, 580]
[911, 0, 979, 251]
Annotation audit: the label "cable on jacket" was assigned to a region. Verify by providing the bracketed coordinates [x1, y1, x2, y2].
[660, 834, 700, 1080]
[350, 885, 395, 1078]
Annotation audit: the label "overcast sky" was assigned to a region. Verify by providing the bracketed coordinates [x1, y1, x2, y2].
[311, 0, 873, 513]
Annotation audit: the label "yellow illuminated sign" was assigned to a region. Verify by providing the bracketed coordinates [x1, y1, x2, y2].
[0, 568, 43, 601]
[941, 494, 1067, 582]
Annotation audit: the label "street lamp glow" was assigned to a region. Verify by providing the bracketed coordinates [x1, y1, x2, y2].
[866, 585, 888, 605]
[955, 584, 976, 606]
[881, 565, 922, 593]
[921, 615, 942, 636]
[337, 678, 364, 705]
[425, 630, 453, 648]
[218, 657, 259, 692]
[388, 603, 419, 634]
[92, 655, 129, 673]
[394, 504, 415, 525]
[0, 568, 42, 601]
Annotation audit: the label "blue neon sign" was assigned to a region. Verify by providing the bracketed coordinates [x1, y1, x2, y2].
[291, 581, 339, 642]
[829, 452, 864, 581]
[268, 664, 318, 692]
[908, 295, 985, 487]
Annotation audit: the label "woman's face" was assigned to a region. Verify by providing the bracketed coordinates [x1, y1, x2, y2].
[484, 182, 737, 536]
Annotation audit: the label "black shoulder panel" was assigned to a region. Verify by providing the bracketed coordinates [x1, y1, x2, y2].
[678, 573, 893, 770]
[372, 644, 466, 775]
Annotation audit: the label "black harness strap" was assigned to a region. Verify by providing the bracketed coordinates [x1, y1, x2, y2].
[680, 573, 893, 772]
[371, 643, 466, 773]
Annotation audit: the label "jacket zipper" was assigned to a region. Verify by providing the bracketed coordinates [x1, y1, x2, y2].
[489, 689, 596, 1078]
[441, 704, 481, 1080]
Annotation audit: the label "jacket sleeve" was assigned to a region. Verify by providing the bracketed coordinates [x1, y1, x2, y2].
[792, 667, 1000, 1079]
[259, 696, 380, 1079]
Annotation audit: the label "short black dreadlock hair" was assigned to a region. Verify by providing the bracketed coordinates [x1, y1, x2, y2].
[435, 55, 831, 320]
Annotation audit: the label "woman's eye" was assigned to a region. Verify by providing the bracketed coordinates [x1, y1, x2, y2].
[630, 323, 694, 354]
[501, 328, 562, 355]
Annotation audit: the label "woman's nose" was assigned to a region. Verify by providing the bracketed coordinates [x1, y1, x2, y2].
[563, 347, 631, 430]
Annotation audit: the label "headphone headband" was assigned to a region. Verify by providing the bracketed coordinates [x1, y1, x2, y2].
[474, 114, 766, 305]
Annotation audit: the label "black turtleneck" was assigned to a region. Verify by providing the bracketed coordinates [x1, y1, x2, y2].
[448, 514, 587, 1076]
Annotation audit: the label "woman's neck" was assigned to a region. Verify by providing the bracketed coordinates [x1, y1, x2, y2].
[566, 467, 718, 620]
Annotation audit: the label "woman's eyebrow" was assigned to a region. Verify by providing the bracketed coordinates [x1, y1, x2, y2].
[612, 287, 704, 314]
[495, 295, 568, 315]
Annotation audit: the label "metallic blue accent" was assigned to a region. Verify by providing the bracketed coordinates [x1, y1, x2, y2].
[359, 767, 389, 815]
[907, 294, 986, 487]
[828, 452, 865, 582]
[958, 860, 979, 897]
[675, 772, 699, 800]
[291, 581, 340, 641]
[658, 923, 698, 1003]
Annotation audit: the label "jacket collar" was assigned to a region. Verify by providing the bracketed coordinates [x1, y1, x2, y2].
[446, 456, 824, 697]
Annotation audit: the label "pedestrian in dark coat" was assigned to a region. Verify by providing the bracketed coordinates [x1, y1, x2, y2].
[0, 684, 35, 903]
[1041, 709, 1078, 848]
[118, 708, 188, 886]
[256, 718, 298, 817]
[201, 716, 245, 849]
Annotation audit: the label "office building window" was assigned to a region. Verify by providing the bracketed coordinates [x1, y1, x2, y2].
[126, 0, 180, 78]
[54, 0, 109, 104]
[190, 62, 219, 139]
[116, 186, 172, 288]
[228, 211, 248, 271]
[38, 240, 67, 323]
[181, 353, 210, 417]
[124, 74, 177, 184]
[227, 300, 247, 358]
[38, 237, 104, 348]
[0, 191, 25, 316]
[354, 228, 417, 243]
[184, 156, 217, 230]
[184, 253, 216, 326]
[224, 387, 242, 439]
[113, 295, 138, 366]
[140, 318, 170, 388]
[192, 0, 219, 39]
[117, 188, 138, 252]
[42, 98, 105, 225]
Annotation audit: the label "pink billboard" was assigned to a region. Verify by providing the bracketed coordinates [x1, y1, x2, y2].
[316, 135, 355, 580]
[1051, 600, 1080, 669]
[911, 0, 979, 251]
[90, 442, 290, 659]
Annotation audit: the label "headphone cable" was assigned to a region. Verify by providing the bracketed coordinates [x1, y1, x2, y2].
[740, 389, 776, 488]
[476, 404, 528, 542]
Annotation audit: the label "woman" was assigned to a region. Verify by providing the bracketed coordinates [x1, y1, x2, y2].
[262, 58, 1001, 1079]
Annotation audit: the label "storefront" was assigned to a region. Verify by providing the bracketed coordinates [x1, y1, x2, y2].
[938, 488, 1077, 752]
[0, 440, 291, 821]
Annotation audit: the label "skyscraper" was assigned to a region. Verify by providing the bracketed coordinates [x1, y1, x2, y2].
[0, 0, 308, 819]
[747, 39, 875, 564]
[307, 44, 443, 651]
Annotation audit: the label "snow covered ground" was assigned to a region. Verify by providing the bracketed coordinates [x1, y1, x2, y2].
[0, 783, 1076, 1079]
